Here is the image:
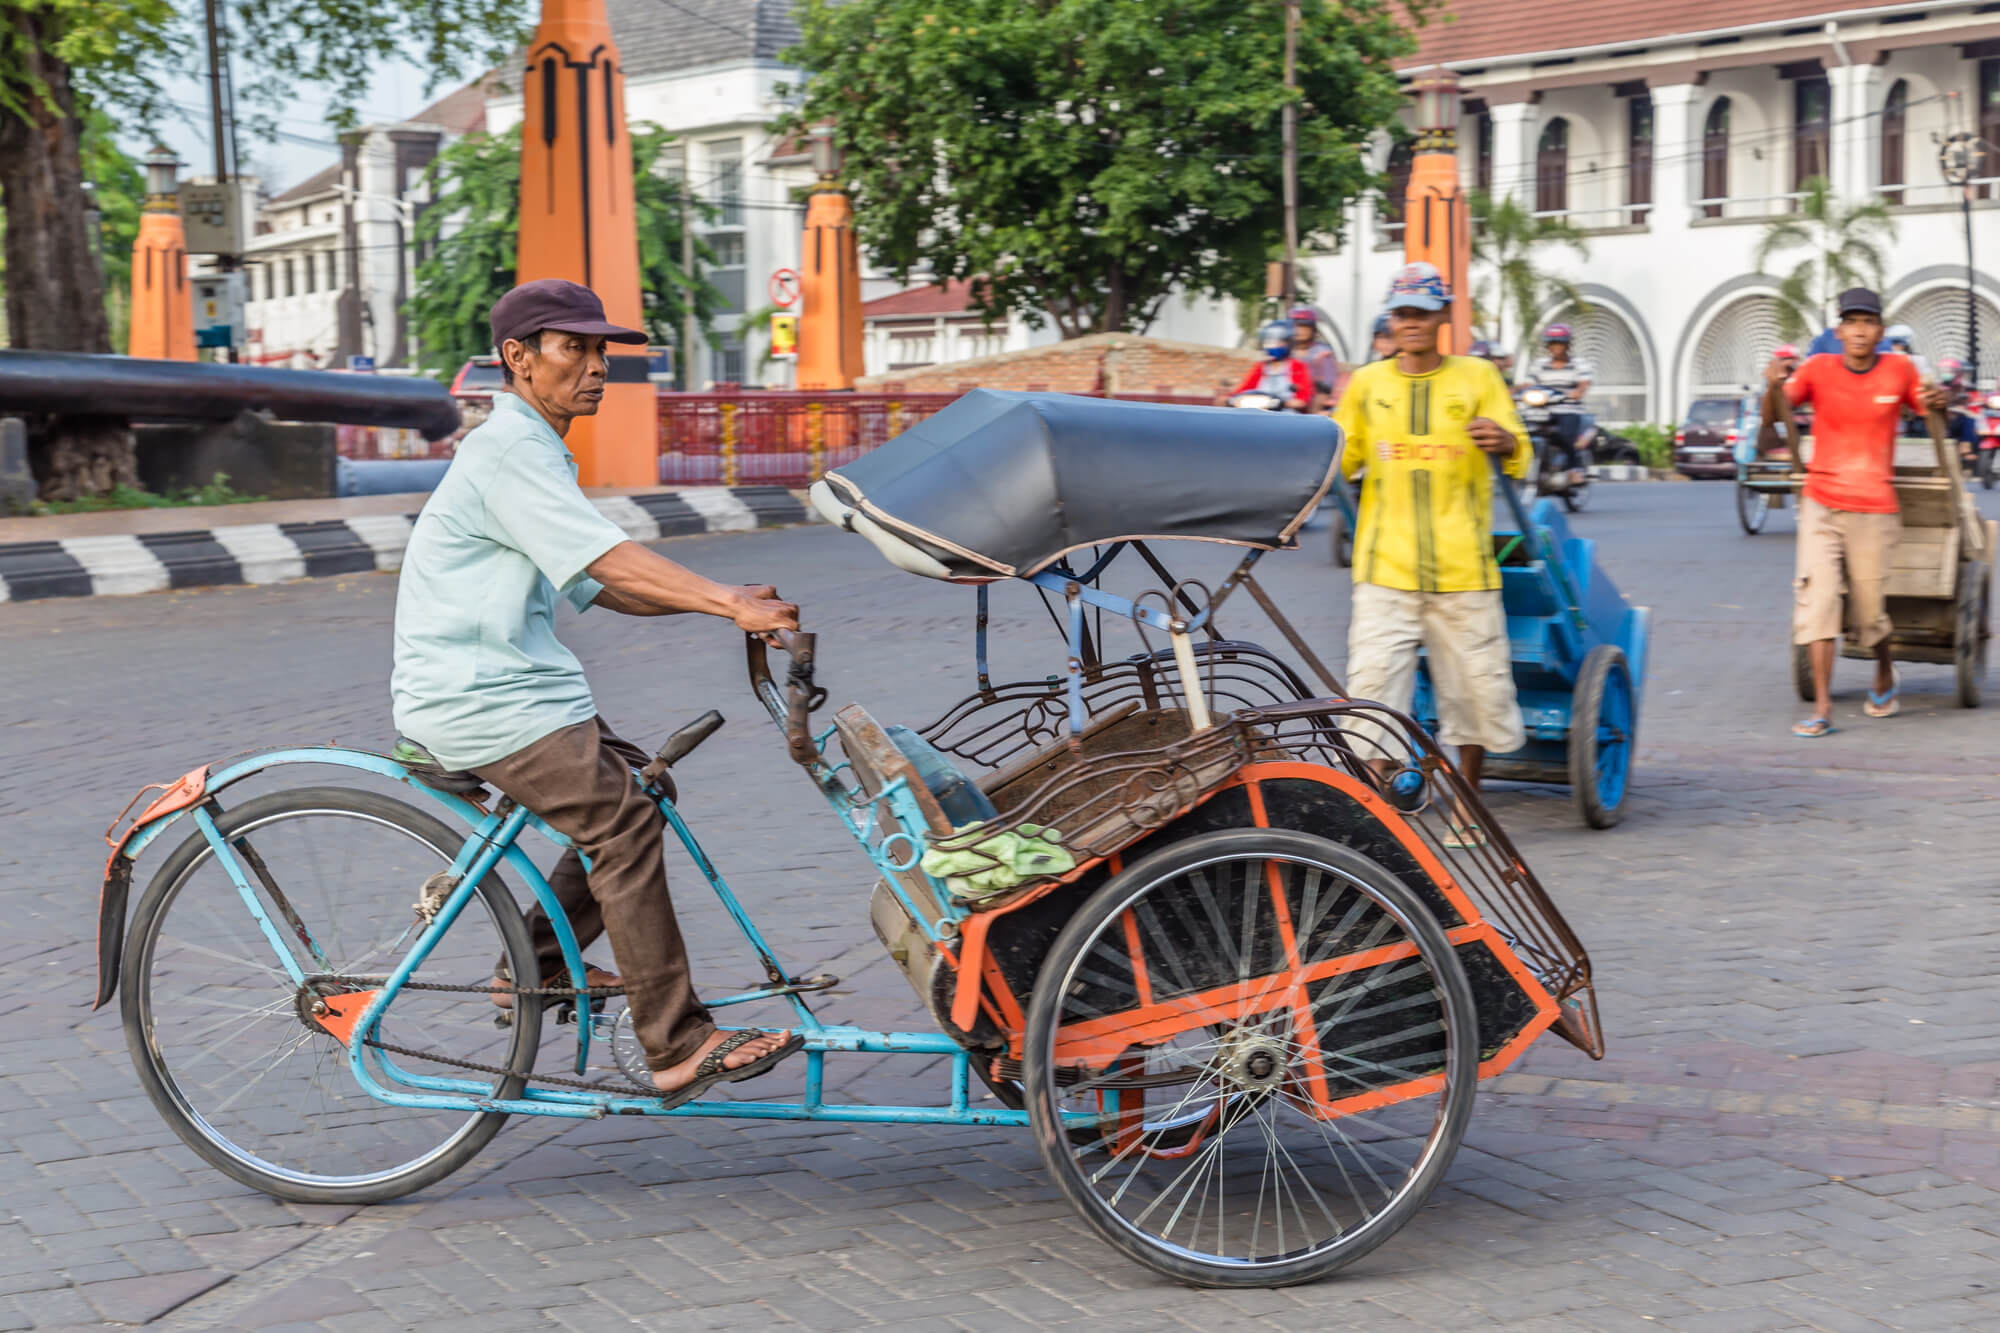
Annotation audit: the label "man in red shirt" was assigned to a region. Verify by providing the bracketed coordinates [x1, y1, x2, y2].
[1766, 287, 1945, 737]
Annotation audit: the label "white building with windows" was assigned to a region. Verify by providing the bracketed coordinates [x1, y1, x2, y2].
[1310, 0, 2000, 424]
[241, 81, 489, 370]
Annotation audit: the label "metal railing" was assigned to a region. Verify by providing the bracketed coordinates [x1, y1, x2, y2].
[1529, 202, 1652, 228]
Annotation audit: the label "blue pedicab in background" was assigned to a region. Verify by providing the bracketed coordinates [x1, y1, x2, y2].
[96, 390, 1601, 1288]
[1412, 473, 1651, 828]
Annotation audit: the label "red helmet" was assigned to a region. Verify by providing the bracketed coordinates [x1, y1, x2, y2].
[1542, 324, 1573, 343]
[1289, 305, 1317, 325]
[1774, 343, 1800, 360]
[1939, 356, 1967, 380]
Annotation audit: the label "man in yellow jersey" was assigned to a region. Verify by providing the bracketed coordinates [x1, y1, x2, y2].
[1336, 263, 1531, 844]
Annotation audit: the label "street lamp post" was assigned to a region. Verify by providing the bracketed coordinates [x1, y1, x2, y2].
[1939, 132, 1984, 384]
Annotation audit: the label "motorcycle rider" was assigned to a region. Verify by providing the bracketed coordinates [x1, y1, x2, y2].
[1222, 319, 1315, 411]
[1938, 356, 1979, 461]
[1370, 313, 1396, 362]
[1290, 305, 1344, 410]
[1520, 324, 1597, 486]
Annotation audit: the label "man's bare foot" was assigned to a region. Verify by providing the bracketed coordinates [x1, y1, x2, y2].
[490, 964, 621, 1010]
[651, 1028, 794, 1095]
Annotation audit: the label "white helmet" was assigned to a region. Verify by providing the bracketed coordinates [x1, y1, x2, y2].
[1885, 323, 1916, 350]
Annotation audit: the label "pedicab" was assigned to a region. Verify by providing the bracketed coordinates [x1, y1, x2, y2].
[94, 390, 1601, 1289]
[1736, 439, 1800, 535]
[1788, 421, 1994, 708]
[1411, 464, 1651, 828]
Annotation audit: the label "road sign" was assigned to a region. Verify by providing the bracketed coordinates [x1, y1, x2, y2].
[348, 355, 376, 372]
[769, 313, 798, 360]
[769, 268, 801, 308]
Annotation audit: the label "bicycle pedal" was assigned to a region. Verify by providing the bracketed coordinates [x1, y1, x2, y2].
[493, 1010, 513, 1029]
[554, 994, 609, 1027]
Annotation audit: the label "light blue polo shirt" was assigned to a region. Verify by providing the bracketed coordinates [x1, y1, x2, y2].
[390, 393, 632, 770]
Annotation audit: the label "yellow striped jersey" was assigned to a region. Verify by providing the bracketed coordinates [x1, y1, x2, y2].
[1334, 356, 1531, 593]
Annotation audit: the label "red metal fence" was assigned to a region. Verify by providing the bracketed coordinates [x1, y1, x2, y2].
[657, 389, 1213, 487]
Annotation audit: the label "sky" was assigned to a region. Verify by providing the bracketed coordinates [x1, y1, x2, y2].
[134, 56, 465, 194]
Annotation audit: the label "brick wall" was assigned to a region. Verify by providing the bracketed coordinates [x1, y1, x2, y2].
[859, 332, 1252, 399]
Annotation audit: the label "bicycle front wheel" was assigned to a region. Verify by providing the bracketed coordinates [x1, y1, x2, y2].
[122, 786, 545, 1204]
[1024, 829, 1478, 1287]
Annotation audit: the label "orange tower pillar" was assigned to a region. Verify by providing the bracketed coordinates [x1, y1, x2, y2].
[516, 0, 657, 485]
[795, 129, 865, 392]
[1404, 72, 1473, 356]
[129, 147, 195, 361]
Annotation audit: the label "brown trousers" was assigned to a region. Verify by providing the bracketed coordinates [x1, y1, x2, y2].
[473, 717, 712, 1070]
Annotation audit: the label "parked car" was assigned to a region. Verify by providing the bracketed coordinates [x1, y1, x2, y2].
[448, 356, 504, 403]
[1675, 394, 1759, 478]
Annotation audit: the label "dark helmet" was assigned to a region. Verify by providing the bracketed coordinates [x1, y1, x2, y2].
[1372, 312, 1392, 338]
[1289, 305, 1318, 326]
[1468, 339, 1496, 359]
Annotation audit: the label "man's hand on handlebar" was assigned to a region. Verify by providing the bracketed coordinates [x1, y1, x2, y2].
[731, 585, 799, 644]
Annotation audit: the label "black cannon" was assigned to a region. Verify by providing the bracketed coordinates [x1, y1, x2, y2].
[0, 349, 461, 440]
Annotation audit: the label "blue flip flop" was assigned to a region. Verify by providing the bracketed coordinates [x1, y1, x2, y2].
[1791, 716, 1836, 739]
[1864, 667, 1901, 718]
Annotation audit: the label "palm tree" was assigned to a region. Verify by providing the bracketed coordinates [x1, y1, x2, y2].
[1753, 177, 1895, 340]
[1469, 191, 1590, 352]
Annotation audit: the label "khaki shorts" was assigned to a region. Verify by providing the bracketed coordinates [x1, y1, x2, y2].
[1793, 496, 1900, 649]
[1346, 582, 1526, 754]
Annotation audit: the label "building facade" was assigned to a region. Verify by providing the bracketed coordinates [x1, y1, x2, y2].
[241, 81, 488, 370]
[1308, 0, 2000, 424]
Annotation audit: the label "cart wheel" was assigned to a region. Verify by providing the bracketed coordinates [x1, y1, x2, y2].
[1737, 483, 1770, 534]
[1791, 641, 1816, 703]
[1328, 509, 1351, 567]
[1955, 563, 1988, 708]
[1569, 645, 1635, 829]
[1023, 828, 1477, 1288]
[1562, 477, 1590, 512]
[1981, 449, 1996, 491]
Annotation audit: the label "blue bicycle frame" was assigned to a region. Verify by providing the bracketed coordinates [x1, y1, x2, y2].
[113, 743, 1043, 1128]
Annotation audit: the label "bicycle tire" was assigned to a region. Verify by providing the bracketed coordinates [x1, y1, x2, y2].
[122, 786, 544, 1204]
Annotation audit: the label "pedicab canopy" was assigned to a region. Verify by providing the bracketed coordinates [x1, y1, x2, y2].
[809, 390, 1342, 581]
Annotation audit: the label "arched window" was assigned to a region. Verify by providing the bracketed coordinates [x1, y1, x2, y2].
[1793, 74, 1830, 192]
[1535, 118, 1568, 214]
[1381, 139, 1416, 240]
[1474, 109, 1493, 195]
[1627, 94, 1653, 224]
[1701, 98, 1730, 219]
[1880, 79, 1908, 205]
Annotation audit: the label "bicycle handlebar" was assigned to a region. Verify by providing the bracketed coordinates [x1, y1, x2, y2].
[745, 627, 823, 765]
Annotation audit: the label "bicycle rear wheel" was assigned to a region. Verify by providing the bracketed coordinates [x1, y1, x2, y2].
[122, 786, 544, 1204]
[1024, 829, 1477, 1287]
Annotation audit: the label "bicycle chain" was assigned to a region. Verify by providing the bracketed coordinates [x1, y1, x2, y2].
[323, 975, 647, 1094]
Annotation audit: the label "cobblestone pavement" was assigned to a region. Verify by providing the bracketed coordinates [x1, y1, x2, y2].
[5, 481, 2000, 1331]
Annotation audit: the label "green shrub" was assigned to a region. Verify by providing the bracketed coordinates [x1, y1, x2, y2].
[1621, 422, 1676, 470]
[32, 473, 264, 515]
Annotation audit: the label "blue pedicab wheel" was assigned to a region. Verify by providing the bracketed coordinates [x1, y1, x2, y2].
[1569, 645, 1636, 828]
[1022, 829, 1477, 1288]
[1737, 482, 1770, 534]
[122, 787, 543, 1204]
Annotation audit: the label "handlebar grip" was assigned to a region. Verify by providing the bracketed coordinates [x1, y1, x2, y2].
[654, 709, 725, 769]
[746, 628, 822, 765]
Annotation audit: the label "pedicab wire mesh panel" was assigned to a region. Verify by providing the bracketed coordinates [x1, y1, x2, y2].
[910, 647, 1600, 1061]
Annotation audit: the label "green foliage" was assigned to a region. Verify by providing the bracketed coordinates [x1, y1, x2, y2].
[30, 472, 262, 514]
[1621, 421, 1675, 470]
[1752, 176, 1895, 340]
[406, 124, 724, 376]
[1469, 191, 1589, 350]
[781, 0, 1428, 338]
[79, 105, 139, 344]
[0, 1, 175, 125]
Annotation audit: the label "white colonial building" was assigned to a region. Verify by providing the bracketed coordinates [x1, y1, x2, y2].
[1306, 0, 2000, 424]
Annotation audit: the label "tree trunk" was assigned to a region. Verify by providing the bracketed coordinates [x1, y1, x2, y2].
[0, 6, 135, 498]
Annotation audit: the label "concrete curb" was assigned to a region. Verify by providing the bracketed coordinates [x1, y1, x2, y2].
[0, 485, 811, 603]
[1590, 463, 1653, 482]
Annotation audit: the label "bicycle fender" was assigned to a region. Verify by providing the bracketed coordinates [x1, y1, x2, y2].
[96, 766, 210, 1010]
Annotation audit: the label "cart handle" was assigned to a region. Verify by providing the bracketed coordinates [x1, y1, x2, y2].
[1488, 451, 1590, 632]
[746, 627, 825, 766]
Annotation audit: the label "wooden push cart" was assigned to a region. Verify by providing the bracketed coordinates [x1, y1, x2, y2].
[1790, 424, 1994, 707]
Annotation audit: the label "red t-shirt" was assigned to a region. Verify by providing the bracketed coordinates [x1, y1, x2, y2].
[1785, 352, 1924, 513]
[1233, 358, 1314, 403]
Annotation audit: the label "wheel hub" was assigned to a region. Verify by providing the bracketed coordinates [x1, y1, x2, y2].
[1213, 1026, 1291, 1093]
[293, 975, 365, 1033]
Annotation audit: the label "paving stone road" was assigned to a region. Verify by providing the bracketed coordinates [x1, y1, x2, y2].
[4, 480, 2000, 1331]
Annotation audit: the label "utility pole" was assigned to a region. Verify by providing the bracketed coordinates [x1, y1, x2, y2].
[1280, 0, 1300, 312]
[201, 0, 241, 361]
[1939, 130, 1983, 385]
[681, 186, 701, 390]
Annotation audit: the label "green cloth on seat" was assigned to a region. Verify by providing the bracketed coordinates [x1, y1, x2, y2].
[921, 822, 1076, 901]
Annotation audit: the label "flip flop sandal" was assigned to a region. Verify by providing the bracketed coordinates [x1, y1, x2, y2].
[1442, 824, 1486, 850]
[1864, 668, 1901, 718]
[646, 1030, 807, 1110]
[1792, 716, 1836, 738]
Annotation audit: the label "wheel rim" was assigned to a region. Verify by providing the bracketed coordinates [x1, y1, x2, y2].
[1593, 663, 1634, 810]
[133, 805, 530, 1190]
[1035, 850, 1468, 1272]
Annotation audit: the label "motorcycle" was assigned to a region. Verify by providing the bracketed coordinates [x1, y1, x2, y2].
[1978, 392, 2000, 491]
[1226, 389, 1291, 411]
[1514, 384, 1595, 512]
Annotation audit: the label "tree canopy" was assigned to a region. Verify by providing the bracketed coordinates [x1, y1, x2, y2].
[406, 123, 722, 376]
[781, 0, 1428, 339]
[1469, 191, 1589, 353]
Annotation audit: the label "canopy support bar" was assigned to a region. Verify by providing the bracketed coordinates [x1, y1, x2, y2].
[974, 584, 992, 693]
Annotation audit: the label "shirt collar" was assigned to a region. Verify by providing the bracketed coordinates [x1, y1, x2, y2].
[494, 392, 574, 461]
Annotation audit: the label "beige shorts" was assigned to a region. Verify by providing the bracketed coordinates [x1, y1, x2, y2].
[1345, 582, 1525, 754]
[1793, 496, 1900, 649]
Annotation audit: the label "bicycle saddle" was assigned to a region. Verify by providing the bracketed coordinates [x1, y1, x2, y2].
[391, 737, 489, 799]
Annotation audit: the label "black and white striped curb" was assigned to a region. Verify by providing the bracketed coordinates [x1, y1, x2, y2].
[0, 486, 809, 603]
[1591, 464, 1650, 482]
